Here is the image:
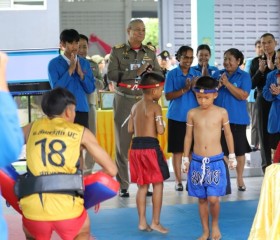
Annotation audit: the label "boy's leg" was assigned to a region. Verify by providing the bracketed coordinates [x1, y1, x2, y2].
[150, 182, 168, 234]
[136, 184, 151, 231]
[74, 214, 90, 240]
[208, 196, 221, 240]
[198, 198, 210, 240]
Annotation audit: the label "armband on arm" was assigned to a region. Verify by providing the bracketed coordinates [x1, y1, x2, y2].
[155, 115, 166, 128]
[223, 120, 229, 125]
[228, 153, 237, 169]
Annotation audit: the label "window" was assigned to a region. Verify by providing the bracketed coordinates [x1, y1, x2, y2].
[0, 0, 46, 10]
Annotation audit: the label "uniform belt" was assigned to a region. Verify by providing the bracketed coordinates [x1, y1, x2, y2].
[114, 89, 142, 100]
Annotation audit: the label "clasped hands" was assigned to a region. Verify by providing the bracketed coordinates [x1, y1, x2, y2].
[269, 83, 280, 95]
[69, 53, 84, 79]
[258, 55, 275, 73]
[218, 73, 229, 88]
[183, 76, 199, 94]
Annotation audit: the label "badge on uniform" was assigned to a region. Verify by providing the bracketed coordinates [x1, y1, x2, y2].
[143, 55, 152, 61]
[130, 63, 140, 70]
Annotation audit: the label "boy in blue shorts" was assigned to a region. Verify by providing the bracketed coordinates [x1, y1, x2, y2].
[182, 76, 237, 240]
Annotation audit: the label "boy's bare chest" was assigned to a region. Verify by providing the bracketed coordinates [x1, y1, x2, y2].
[194, 113, 221, 129]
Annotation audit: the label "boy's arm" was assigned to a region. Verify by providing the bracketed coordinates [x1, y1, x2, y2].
[222, 109, 237, 169]
[22, 123, 32, 144]
[182, 111, 194, 172]
[82, 128, 117, 177]
[127, 111, 134, 134]
[154, 104, 165, 135]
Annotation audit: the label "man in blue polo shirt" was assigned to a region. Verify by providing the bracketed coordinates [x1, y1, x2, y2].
[48, 29, 95, 128]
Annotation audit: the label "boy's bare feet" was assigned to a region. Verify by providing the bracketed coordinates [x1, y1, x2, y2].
[150, 223, 168, 234]
[138, 225, 152, 232]
[197, 231, 210, 240]
[211, 225, 221, 240]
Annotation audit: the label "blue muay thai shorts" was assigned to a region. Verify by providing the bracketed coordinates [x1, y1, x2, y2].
[187, 152, 231, 198]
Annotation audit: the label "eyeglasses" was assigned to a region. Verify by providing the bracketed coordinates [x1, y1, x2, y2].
[180, 55, 194, 60]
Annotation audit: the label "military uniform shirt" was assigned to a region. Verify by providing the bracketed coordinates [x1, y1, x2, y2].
[107, 43, 163, 95]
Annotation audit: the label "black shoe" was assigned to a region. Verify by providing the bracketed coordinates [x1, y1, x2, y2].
[175, 183, 183, 191]
[238, 186, 246, 191]
[251, 146, 260, 152]
[146, 191, 153, 197]
[119, 189, 130, 198]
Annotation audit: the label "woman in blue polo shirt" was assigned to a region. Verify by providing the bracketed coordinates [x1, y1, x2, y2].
[164, 45, 201, 191]
[213, 48, 252, 191]
[193, 44, 219, 76]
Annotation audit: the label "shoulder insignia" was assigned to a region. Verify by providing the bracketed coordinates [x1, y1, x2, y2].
[114, 43, 125, 49]
[145, 44, 156, 52]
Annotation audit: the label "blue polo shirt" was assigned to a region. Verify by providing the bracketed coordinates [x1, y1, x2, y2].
[192, 64, 219, 77]
[213, 68, 251, 125]
[48, 55, 95, 112]
[164, 65, 201, 122]
[263, 69, 280, 134]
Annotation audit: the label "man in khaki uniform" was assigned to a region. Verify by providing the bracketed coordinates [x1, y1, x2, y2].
[108, 19, 163, 197]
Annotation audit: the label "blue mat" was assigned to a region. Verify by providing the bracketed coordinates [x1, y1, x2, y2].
[89, 200, 258, 240]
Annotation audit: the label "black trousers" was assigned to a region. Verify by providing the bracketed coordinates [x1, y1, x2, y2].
[74, 111, 89, 128]
[255, 93, 272, 167]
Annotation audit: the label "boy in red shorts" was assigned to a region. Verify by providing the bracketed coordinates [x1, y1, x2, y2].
[128, 72, 170, 233]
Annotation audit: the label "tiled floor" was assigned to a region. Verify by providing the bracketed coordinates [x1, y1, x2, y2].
[1, 174, 264, 239]
[100, 176, 263, 210]
[94, 149, 264, 210]
[1, 175, 264, 214]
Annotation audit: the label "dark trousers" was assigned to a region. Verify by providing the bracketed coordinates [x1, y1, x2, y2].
[256, 94, 272, 167]
[247, 102, 259, 147]
[74, 111, 89, 128]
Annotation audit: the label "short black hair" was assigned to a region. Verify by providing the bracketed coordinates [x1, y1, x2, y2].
[60, 29, 80, 43]
[79, 34, 88, 43]
[175, 46, 193, 61]
[195, 76, 218, 90]
[196, 44, 211, 55]
[41, 87, 76, 118]
[224, 48, 244, 67]
[140, 72, 165, 86]
[260, 33, 275, 40]
[255, 39, 261, 46]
